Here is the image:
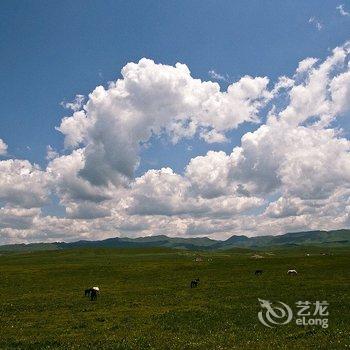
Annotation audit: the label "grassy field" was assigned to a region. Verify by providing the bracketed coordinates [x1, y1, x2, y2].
[0, 247, 349, 349]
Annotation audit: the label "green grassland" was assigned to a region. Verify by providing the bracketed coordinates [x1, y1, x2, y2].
[0, 247, 349, 349]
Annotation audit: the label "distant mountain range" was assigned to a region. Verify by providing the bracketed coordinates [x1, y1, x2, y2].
[0, 229, 349, 252]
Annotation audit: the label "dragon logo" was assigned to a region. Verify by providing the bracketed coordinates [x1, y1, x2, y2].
[258, 298, 293, 328]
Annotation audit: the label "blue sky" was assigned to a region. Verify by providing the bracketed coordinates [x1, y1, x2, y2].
[1, 1, 350, 243]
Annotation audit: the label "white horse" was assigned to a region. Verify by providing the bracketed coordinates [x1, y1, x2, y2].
[287, 269, 298, 275]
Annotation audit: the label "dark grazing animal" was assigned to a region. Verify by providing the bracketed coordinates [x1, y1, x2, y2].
[90, 288, 98, 301]
[255, 270, 263, 276]
[84, 286, 100, 301]
[190, 278, 200, 288]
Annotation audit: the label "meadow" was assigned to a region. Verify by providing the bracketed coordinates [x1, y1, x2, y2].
[0, 247, 349, 349]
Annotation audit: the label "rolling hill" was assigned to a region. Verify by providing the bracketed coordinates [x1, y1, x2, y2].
[0, 229, 349, 252]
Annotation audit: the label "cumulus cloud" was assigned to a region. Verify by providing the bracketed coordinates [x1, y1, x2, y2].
[295, 57, 318, 75]
[264, 196, 300, 218]
[186, 151, 233, 198]
[0, 160, 49, 208]
[231, 123, 350, 199]
[0, 207, 40, 230]
[279, 43, 350, 127]
[199, 129, 228, 143]
[57, 111, 90, 149]
[330, 70, 350, 114]
[46, 149, 113, 207]
[57, 58, 271, 187]
[125, 167, 262, 217]
[2, 42, 350, 243]
[65, 201, 111, 219]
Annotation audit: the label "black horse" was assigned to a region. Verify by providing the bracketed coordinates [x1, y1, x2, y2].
[84, 287, 99, 301]
[90, 289, 98, 301]
[255, 270, 263, 276]
[190, 278, 200, 288]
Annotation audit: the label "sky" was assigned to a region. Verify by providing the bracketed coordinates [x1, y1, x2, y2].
[1, 1, 350, 244]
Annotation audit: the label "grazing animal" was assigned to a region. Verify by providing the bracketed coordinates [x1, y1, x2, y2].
[287, 269, 298, 275]
[84, 286, 100, 301]
[190, 278, 200, 288]
[90, 289, 98, 301]
[255, 269, 263, 275]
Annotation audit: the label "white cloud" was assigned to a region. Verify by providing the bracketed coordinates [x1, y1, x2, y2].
[199, 129, 228, 143]
[208, 69, 228, 82]
[279, 43, 350, 127]
[184, 121, 350, 203]
[65, 201, 111, 219]
[308, 17, 323, 31]
[57, 58, 271, 187]
[125, 167, 262, 217]
[56, 111, 90, 149]
[330, 70, 350, 114]
[0, 139, 8, 156]
[336, 4, 350, 16]
[295, 57, 318, 75]
[60, 94, 85, 112]
[46, 145, 59, 161]
[264, 196, 301, 218]
[2, 42, 350, 243]
[0, 160, 49, 208]
[234, 122, 350, 198]
[47, 148, 113, 204]
[277, 127, 350, 199]
[185, 151, 233, 198]
[0, 207, 40, 230]
[271, 76, 295, 95]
